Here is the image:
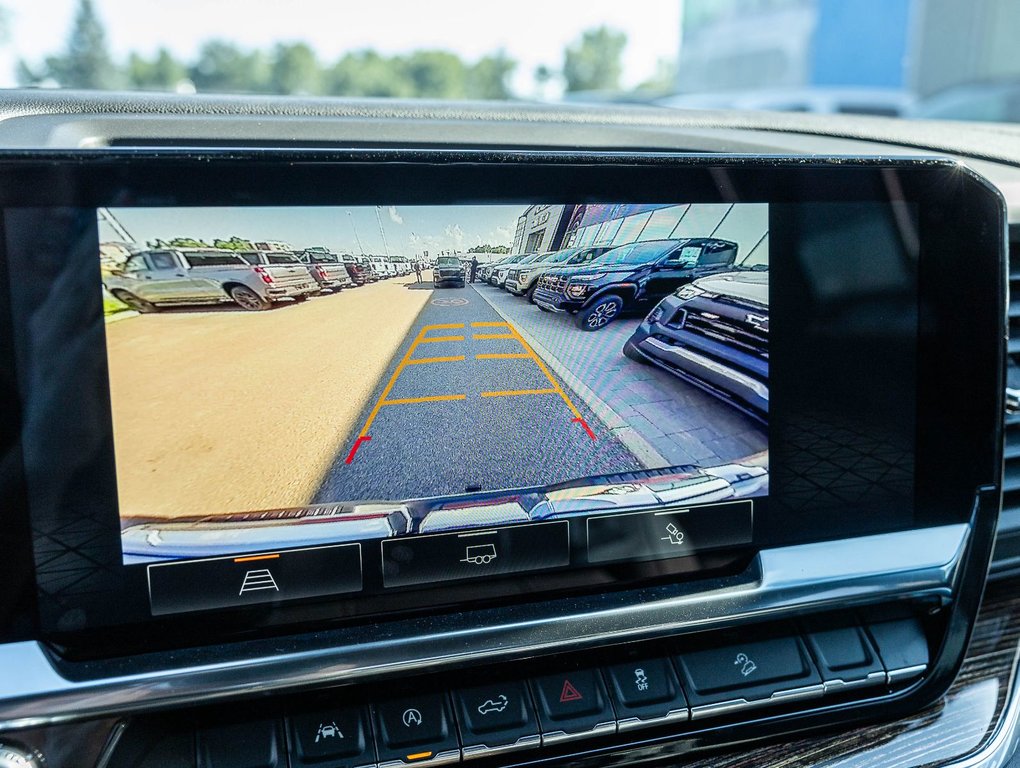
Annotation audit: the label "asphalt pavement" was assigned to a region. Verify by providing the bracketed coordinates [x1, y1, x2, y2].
[315, 282, 642, 502]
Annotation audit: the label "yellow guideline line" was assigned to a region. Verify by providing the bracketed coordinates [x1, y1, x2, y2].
[473, 333, 514, 340]
[420, 335, 465, 343]
[407, 356, 465, 364]
[481, 388, 557, 397]
[476, 353, 530, 360]
[383, 394, 467, 405]
[426, 323, 465, 330]
[471, 321, 509, 327]
[506, 324, 584, 419]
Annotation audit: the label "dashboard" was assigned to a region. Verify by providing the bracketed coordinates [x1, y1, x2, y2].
[0, 91, 1018, 768]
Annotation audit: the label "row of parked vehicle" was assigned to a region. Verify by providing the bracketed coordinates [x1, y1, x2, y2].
[478, 237, 769, 422]
[104, 246, 414, 313]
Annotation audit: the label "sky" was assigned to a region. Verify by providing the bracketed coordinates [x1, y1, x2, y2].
[101, 205, 525, 256]
[0, 0, 682, 93]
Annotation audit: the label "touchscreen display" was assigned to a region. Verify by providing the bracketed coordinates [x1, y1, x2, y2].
[98, 202, 768, 613]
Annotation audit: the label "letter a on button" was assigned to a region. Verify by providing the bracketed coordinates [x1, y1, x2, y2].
[559, 679, 583, 703]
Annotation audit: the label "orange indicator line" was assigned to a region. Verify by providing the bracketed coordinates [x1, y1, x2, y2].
[233, 553, 280, 563]
[407, 356, 465, 364]
[481, 388, 557, 398]
[476, 353, 530, 360]
[470, 321, 508, 327]
[420, 335, 465, 343]
[473, 333, 514, 340]
[406, 753, 434, 761]
[382, 394, 467, 405]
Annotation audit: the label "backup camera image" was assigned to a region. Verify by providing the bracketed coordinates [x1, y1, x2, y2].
[99, 203, 769, 564]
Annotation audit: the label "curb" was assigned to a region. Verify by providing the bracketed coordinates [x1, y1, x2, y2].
[470, 285, 667, 470]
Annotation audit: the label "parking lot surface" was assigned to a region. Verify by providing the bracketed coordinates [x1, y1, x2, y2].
[314, 287, 641, 502]
[106, 276, 431, 518]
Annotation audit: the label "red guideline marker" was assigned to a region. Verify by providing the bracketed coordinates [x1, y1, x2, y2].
[572, 417, 597, 441]
[345, 435, 372, 464]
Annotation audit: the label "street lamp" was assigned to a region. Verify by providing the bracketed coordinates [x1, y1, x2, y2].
[347, 210, 365, 256]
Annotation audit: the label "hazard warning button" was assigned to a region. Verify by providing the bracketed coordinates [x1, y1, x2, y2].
[530, 669, 617, 745]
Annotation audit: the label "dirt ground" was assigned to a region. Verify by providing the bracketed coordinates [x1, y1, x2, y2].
[105, 275, 431, 519]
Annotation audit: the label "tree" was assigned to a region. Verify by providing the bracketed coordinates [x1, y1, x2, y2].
[128, 48, 188, 91]
[467, 52, 516, 100]
[213, 237, 254, 250]
[326, 50, 413, 98]
[562, 26, 627, 93]
[269, 43, 321, 95]
[467, 244, 510, 254]
[404, 50, 468, 99]
[18, 0, 121, 89]
[188, 41, 270, 94]
[167, 237, 212, 248]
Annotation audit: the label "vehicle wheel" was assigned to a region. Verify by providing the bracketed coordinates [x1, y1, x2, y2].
[293, 294, 310, 302]
[525, 284, 537, 302]
[112, 290, 158, 314]
[229, 285, 272, 311]
[537, 303, 551, 312]
[623, 338, 648, 363]
[575, 294, 623, 331]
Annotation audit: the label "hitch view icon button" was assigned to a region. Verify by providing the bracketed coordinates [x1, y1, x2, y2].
[381, 520, 569, 588]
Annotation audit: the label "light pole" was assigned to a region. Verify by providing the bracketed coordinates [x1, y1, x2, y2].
[347, 210, 365, 256]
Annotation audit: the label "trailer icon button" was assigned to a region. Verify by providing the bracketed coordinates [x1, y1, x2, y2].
[462, 543, 498, 565]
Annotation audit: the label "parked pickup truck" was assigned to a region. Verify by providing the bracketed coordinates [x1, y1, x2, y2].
[624, 261, 769, 422]
[104, 248, 318, 312]
[294, 249, 355, 292]
[532, 238, 739, 331]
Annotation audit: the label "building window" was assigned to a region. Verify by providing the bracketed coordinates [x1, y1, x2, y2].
[638, 205, 689, 241]
[613, 212, 653, 245]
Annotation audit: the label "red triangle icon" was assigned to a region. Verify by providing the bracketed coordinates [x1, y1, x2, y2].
[559, 679, 583, 703]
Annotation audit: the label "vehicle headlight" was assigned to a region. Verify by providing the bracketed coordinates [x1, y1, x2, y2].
[518, 271, 529, 281]
[647, 303, 667, 324]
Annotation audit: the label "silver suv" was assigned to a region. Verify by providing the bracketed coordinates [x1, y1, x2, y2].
[105, 248, 318, 312]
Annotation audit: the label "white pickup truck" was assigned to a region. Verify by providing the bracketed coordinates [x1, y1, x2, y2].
[105, 248, 318, 312]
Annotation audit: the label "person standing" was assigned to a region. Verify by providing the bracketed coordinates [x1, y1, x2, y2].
[414, 261, 422, 284]
[470, 256, 479, 283]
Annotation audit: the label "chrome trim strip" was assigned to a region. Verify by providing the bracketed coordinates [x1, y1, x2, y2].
[461, 734, 542, 761]
[616, 709, 689, 733]
[540, 721, 617, 747]
[689, 683, 825, 720]
[945, 639, 1020, 768]
[0, 524, 968, 731]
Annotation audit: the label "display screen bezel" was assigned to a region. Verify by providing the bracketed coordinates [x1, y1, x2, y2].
[0, 150, 1004, 655]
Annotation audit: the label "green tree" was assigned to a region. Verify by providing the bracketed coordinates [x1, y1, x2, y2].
[213, 237, 254, 250]
[467, 51, 516, 100]
[634, 58, 677, 97]
[404, 50, 468, 98]
[188, 41, 270, 93]
[562, 26, 627, 93]
[269, 42, 321, 95]
[127, 48, 188, 91]
[326, 50, 412, 97]
[467, 244, 510, 254]
[18, 0, 121, 89]
[168, 237, 212, 248]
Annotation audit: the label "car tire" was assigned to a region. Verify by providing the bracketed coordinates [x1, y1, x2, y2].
[525, 284, 537, 302]
[112, 290, 158, 314]
[229, 285, 272, 311]
[293, 294, 310, 302]
[623, 338, 648, 363]
[576, 294, 624, 331]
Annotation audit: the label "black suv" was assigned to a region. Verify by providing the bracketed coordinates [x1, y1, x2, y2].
[624, 267, 768, 421]
[532, 238, 740, 330]
[433, 255, 466, 287]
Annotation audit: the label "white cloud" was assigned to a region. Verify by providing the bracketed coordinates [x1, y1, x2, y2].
[444, 224, 466, 249]
[388, 206, 404, 225]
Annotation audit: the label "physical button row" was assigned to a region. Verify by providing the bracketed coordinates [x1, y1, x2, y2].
[196, 618, 928, 768]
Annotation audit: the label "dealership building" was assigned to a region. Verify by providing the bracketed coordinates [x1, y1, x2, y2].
[561, 203, 768, 262]
[511, 205, 574, 254]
